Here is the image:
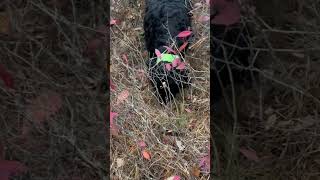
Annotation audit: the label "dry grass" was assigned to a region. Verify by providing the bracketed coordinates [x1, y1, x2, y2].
[213, 0, 320, 179]
[110, 0, 210, 179]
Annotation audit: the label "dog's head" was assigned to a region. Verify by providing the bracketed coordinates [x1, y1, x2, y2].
[146, 56, 190, 104]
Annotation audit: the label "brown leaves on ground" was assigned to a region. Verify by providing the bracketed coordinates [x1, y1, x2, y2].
[239, 147, 260, 162]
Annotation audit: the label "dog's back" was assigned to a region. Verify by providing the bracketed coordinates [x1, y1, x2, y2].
[144, 0, 192, 57]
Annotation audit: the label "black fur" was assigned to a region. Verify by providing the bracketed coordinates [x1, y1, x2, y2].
[144, 0, 192, 104]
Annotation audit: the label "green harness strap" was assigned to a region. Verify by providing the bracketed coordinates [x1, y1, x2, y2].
[156, 53, 180, 64]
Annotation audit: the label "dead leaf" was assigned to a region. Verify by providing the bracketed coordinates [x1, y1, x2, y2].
[110, 19, 119, 26]
[172, 58, 181, 68]
[176, 140, 185, 151]
[163, 46, 177, 54]
[191, 166, 200, 177]
[176, 62, 186, 70]
[110, 80, 116, 92]
[178, 42, 188, 52]
[185, 108, 192, 113]
[122, 54, 128, 64]
[239, 147, 259, 162]
[138, 141, 147, 149]
[166, 175, 181, 180]
[0, 64, 14, 89]
[199, 155, 210, 172]
[142, 150, 151, 160]
[0, 160, 27, 180]
[110, 111, 119, 136]
[211, 0, 241, 26]
[0, 12, 10, 34]
[116, 90, 129, 105]
[165, 64, 172, 71]
[155, 49, 162, 58]
[177, 30, 192, 38]
[198, 15, 210, 22]
[116, 158, 125, 168]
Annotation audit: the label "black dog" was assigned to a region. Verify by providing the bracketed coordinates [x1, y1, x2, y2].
[144, 0, 192, 104]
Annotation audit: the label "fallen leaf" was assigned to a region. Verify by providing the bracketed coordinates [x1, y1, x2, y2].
[163, 46, 176, 54]
[155, 49, 162, 58]
[0, 64, 14, 89]
[176, 140, 185, 151]
[177, 30, 192, 38]
[178, 42, 188, 52]
[0, 12, 10, 34]
[116, 90, 129, 105]
[198, 15, 210, 22]
[110, 80, 116, 92]
[166, 175, 181, 180]
[110, 19, 118, 25]
[185, 108, 192, 113]
[116, 158, 125, 168]
[110, 111, 119, 136]
[122, 54, 128, 64]
[191, 166, 200, 177]
[142, 150, 151, 160]
[138, 141, 147, 148]
[176, 62, 186, 70]
[172, 58, 181, 68]
[239, 147, 259, 162]
[165, 64, 172, 71]
[0, 160, 27, 180]
[199, 155, 210, 172]
[211, 0, 241, 26]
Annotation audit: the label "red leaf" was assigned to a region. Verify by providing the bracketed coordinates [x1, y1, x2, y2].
[198, 15, 210, 22]
[110, 19, 118, 26]
[239, 147, 259, 162]
[122, 54, 128, 64]
[142, 150, 151, 160]
[199, 155, 210, 172]
[138, 141, 147, 148]
[178, 42, 188, 52]
[165, 64, 172, 71]
[176, 62, 186, 70]
[172, 58, 181, 68]
[0, 64, 14, 89]
[211, 0, 241, 25]
[116, 90, 129, 105]
[0, 160, 27, 180]
[166, 175, 181, 180]
[110, 80, 116, 92]
[110, 111, 119, 136]
[163, 46, 176, 54]
[177, 30, 192, 38]
[155, 49, 162, 58]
